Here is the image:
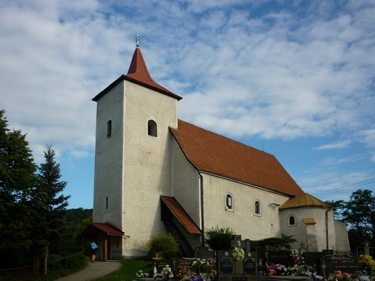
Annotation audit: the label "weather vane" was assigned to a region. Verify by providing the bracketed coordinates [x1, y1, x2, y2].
[136, 35, 140, 48]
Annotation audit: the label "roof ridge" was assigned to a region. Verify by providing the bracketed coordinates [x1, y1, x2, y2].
[177, 119, 275, 157]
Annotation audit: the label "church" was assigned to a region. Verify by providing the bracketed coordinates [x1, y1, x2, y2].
[79, 42, 350, 260]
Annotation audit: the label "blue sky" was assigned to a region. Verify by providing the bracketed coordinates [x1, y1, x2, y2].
[1, 0, 374, 209]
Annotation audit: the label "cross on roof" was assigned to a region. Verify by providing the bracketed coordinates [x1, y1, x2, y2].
[136, 35, 140, 48]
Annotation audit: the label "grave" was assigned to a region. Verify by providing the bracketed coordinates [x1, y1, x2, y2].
[265, 251, 293, 267]
[316, 258, 364, 279]
[217, 235, 258, 281]
[302, 252, 323, 266]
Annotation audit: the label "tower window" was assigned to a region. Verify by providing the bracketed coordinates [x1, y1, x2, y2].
[254, 200, 261, 216]
[225, 193, 233, 211]
[106, 196, 108, 210]
[107, 120, 112, 138]
[288, 215, 296, 226]
[148, 120, 157, 137]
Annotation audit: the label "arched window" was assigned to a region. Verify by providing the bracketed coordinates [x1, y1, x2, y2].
[107, 120, 112, 138]
[288, 215, 296, 226]
[225, 193, 233, 211]
[148, 120, 157, 137]
[254, 200, 261, 216]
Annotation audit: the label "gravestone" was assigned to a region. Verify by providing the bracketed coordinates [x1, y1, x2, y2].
[303, 252, 323, 266]
[243, 257, 256, 274]
[196, 248, 216, 261]
[266, 251, 293, 267]
[217, 235, 257, 281]
[169, 258, 194, 275]
[316, 258, 364, 279]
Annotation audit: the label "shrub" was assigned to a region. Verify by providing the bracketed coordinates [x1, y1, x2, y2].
[205, 226, 235, 251]
[48, 254, 64, 271]
[147, 232, 179, 259]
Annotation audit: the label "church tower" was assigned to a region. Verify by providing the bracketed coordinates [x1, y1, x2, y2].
[92, 41, 182, 258]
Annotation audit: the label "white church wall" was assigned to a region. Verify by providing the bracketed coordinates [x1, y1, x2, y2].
[279, 207, 336, 251]
[121, 81, 178, 257]
[334, 220, 350, 252]
[172, 138, 201, 226]
[202, 173, 290, 241]
[93, 82, 125, 230]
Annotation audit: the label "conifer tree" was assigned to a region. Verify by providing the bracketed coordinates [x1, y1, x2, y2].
[0, 110, 37, 264]
[34, 145, 70, 275]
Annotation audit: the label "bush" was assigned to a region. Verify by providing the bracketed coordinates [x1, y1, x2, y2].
[66, 254, 87, 269]
[48, 254, 64, 271]
[146, 232, 178, 259]
[205, 226, 235, 251]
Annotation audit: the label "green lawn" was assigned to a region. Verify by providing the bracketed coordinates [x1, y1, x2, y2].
[93, 260, 153, 281]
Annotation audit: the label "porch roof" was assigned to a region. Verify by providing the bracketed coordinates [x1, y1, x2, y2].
[77, 222, 124, 239]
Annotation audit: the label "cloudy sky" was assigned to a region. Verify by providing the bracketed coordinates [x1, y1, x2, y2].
[1, 0, 374, 209]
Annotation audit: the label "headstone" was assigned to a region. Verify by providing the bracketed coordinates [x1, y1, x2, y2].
[316, 258, 364, 279]
[196, 249, 216, 260]
[357, 247, 365, 258]
[170, 258, 194, 275]
[303, 252, 323, 266]
[219, 254, 234, 274]
[323, 250, 334, 257]
[243, 257, 256, 274]
[369, 247, 375, 259]
[153, 260, 169, 274]
[266, 251, 294, 267]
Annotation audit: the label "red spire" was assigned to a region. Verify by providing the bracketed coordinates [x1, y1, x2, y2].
[126, 48, 154, 82]
[124, 47, 182, 100]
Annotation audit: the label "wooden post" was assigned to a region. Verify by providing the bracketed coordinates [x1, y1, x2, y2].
[103, 235, 108, 261]
[33, 255, 39, 277]
[82, 237, 86, 255]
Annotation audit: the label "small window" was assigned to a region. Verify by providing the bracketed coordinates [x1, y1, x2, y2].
[106, 196, 108, 210]
[225, 193, 233, 211]
[254, 200, 261, 216]
[148, 120, 157, 137]
[288, 215, 296, 226]
[107, 120, 112, 138]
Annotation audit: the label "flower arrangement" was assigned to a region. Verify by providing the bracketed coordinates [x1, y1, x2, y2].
[136, 270, 149, 278]
[355, 270, 371, 281]
[330, 270, 351, 281]
[208, 257, 216, 264]
[290, 249, 301, 265]
[359, 254, 375, 271]
[153, 265, 174, 280]
[231, 246, 245, 261]
[268, 263, 287, 275]
[192, 258, 209, 269]
[176, 267, 196, 281]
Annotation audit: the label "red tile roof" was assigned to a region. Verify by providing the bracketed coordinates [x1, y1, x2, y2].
[161, 196, 202, 235]
[92, 48, 182, 102]
[77, 222, 124, 238]
[171, 120, 304, 196]
[279, 193, 330, 209]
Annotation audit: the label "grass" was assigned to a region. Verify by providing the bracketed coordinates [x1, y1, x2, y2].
[93, 260, 153, 281]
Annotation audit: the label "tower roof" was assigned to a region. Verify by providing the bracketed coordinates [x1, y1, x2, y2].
[279, 193, 331, 209]
[93, 47, 182, 102]
[170, 120, 305, 196]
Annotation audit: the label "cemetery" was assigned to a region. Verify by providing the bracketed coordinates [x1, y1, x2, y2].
[136, 234, 375, 281]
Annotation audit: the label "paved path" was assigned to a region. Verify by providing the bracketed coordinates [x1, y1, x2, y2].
[54, 261, 121, 281]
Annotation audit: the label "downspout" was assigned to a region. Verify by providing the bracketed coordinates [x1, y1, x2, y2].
[325, 207, 332, 250]
[199, 172, 205, 247]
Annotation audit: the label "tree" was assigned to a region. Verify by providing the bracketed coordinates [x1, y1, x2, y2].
[32, 145, 70, 275]
[342, 189, 375, 241]
[147, 232, 179, 259]
[0, 110, 38, 266]
[204, 226, 235, 251]
[326, 189, 375, 249]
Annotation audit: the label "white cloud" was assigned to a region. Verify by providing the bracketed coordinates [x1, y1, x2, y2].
[315, 140, 351, 150]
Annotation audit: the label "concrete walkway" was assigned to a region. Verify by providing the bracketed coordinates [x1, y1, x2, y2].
[54, 261, 121, 281]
